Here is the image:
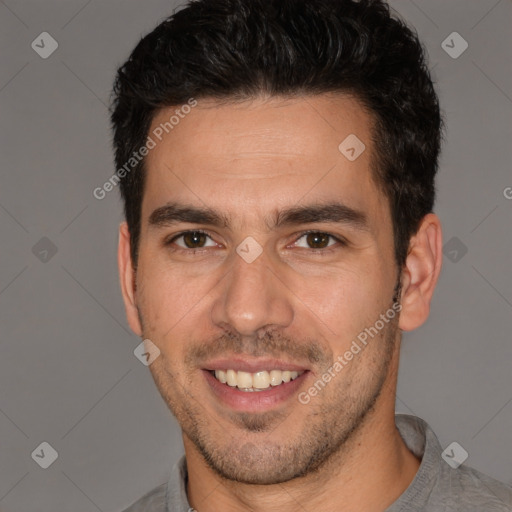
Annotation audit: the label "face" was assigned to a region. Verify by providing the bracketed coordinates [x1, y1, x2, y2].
[122, 94, 403, 484]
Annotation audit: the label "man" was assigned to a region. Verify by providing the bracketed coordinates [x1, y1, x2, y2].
[111, 0, 512, 510]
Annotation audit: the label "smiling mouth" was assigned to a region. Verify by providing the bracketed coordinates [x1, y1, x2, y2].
[209, 369, 305, 392]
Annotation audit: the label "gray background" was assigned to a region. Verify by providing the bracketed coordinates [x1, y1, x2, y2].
[0, 0, 511, 510]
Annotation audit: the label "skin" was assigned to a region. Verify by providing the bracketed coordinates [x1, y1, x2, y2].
[118, 94, 443, 512]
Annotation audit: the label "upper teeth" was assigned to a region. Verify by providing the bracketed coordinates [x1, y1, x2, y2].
[214, 369, 303, 390]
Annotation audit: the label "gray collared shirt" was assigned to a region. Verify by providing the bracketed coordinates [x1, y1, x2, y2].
[122, 414, 512, 511]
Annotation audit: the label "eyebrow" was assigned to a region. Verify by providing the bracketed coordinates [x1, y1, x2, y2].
[148, 201, 369, 232]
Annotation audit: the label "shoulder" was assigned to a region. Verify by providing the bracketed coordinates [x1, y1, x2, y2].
[439, 463, 512, 511]
[392, 415, 512, 511]
[120, 483, 168, 512]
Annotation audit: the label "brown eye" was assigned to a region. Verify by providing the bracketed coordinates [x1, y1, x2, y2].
[170, 231, 216, 250]
[182, 231, 207, 248]
[305, 232, 331, 249]
[293, 231, 345, 251]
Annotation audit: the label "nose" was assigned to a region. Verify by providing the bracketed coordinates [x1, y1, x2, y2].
[210, 249, 294, 337]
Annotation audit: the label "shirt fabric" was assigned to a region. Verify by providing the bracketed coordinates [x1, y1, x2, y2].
[122, 414, 512, 511]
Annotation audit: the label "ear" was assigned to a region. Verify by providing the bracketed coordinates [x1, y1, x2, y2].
[118, 222, 143, 337]
[398, 213, 443, 332]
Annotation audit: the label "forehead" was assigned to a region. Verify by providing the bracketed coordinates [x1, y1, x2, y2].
[142, 94, 386, 226]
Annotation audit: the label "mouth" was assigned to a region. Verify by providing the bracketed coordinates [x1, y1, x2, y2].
[208, 368, 305, 392]
[201, 358, 310, 412]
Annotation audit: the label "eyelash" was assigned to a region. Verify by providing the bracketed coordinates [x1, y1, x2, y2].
[164, 229, 348, 254]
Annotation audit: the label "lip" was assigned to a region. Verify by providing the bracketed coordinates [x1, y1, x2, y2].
[203, 357, 309, 373]
[203, 368, 309, 412]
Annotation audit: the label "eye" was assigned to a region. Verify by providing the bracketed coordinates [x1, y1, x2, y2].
[168, 230, 218, 250]
[294, 231, 343, 250]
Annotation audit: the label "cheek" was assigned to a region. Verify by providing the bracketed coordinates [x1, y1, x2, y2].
[291, 263, 390, 351]
[135, 253, 218, 339]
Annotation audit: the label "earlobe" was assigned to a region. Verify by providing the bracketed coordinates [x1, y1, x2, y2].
[398, 213, 443, 332]
[118, 222, 143, 337]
